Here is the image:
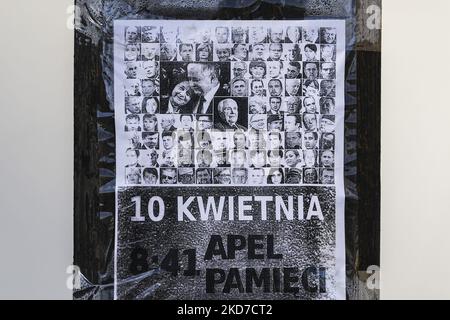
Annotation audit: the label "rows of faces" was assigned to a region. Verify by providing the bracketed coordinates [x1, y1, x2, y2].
[124, 76, 336, 101]
[125, 147, 335, 170]
[120, 24, 339, 186]
[229, 61, 336, 80]
[124, 24, 337, 63]
[124, 113, 335, 136]
[125, 42, 337, 63]
[126, 167, 335, 186]
[124, 25, 337, 44]
[124, 128, 336, 185]
[124, 61, 336, 108]
[125, 96, 335, 116]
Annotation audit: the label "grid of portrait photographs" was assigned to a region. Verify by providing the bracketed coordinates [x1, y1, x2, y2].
[120, 23, 338, 186]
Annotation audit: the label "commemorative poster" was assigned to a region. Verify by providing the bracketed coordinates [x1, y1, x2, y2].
[113, 20, 346, 300]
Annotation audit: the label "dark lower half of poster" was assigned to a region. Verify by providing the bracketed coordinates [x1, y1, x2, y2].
[115, 186, 338, 300]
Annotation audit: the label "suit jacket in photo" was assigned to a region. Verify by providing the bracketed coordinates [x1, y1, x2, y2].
[192, 84, 230, 114]
[215, 121, 247, 131]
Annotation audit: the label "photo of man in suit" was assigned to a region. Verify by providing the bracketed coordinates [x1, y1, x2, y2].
[215, 98, 247, 130]
[187, 63, 229, 114]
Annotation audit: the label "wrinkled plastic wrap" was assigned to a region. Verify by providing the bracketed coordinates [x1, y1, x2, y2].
[74, 0, 381, 300]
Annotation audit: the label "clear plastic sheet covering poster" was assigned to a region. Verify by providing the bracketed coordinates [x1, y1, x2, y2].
[74, 0, 381, 302]
[114, 20, 346, 300]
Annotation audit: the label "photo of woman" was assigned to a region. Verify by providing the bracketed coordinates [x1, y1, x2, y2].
[196, 43, 213, 62]
[160, 79, 195, 113]
[267, 167, 285, 184]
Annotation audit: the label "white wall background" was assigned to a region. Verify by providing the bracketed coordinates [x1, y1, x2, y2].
[0, 0, 74, 299]
[381, 0, 450, 300]
[0, 0, 449, 300]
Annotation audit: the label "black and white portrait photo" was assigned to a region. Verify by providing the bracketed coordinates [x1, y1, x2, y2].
[214, 97, 248, 130]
